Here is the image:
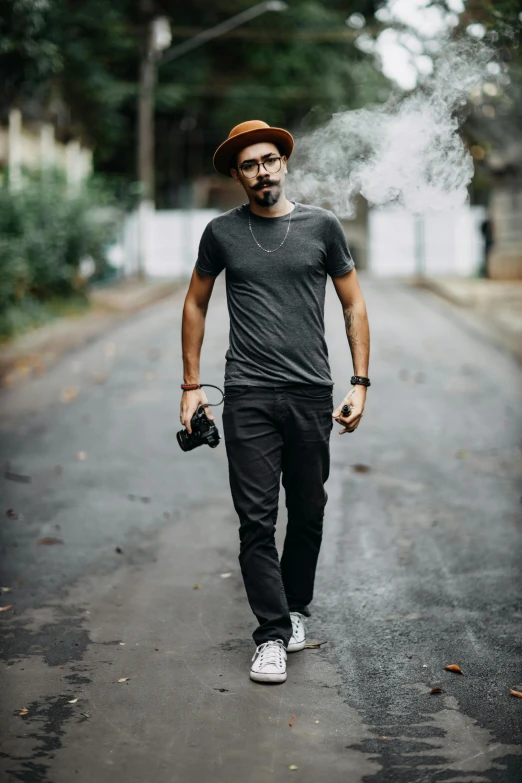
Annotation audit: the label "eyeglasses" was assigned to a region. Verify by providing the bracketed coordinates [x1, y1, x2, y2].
[238, 156, 283, 179]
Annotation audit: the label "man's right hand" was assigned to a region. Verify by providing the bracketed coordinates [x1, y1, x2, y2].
[179, 388, 214, 434]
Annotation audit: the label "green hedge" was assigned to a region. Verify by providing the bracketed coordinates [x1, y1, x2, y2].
[0, 173, 120, 338]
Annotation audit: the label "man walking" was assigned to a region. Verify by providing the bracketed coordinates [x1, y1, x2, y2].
[180, 120, 370, 684]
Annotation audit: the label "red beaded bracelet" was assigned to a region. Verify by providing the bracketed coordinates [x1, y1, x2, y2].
[181, 383, 201, 391]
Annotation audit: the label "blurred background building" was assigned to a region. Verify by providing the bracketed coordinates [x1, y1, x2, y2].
[0, 108, 92, 190]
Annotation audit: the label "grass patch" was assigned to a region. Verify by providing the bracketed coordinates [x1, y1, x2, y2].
[0, 295, 91, 343]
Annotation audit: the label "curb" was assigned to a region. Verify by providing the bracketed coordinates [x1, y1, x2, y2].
[407, 277, 522, 366]
[0, 280, 185, 390]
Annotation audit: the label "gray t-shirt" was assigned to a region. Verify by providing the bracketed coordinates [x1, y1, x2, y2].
[195, 201, 354, 387]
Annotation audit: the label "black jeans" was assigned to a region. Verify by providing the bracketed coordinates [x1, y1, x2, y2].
[222, 384, 334, 647]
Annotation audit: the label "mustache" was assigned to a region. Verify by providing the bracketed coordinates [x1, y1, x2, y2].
[252, 179, 279, 190]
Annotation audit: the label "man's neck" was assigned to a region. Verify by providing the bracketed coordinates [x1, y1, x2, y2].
[247, 194, 295, 219]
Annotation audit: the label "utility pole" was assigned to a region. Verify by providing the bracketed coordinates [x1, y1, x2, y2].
[138, 29, 156, 204]
[136, 15, 172, 278]
[135, 1, 287, 279]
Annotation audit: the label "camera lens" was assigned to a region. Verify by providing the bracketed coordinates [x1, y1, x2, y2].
[177, 429, 191, 452]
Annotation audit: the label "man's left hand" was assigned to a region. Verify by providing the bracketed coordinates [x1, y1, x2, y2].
[333, 385, 366, 434]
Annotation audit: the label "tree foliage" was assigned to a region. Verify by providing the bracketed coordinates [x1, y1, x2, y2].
[437, 0, 522, 181]
[0, 0, 389, 188]
[0, 172, 119, 337]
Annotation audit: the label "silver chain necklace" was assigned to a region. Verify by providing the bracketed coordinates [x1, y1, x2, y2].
[248, 206, 294, 253]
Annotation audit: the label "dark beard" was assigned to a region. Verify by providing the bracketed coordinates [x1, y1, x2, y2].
[253, 187, 281, 207]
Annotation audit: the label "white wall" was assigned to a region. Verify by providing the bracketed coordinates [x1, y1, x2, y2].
[122, 208, 221, 279]
[120, 204, 487, 280]
[368, 206, 487, 277]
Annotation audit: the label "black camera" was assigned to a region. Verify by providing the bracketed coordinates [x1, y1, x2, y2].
[177, 406, 221, 452]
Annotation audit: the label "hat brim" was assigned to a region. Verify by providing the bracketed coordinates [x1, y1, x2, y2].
[213, 127, 294, 177]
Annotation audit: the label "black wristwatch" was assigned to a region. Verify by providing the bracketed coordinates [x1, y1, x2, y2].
[351, 375, 371, 388]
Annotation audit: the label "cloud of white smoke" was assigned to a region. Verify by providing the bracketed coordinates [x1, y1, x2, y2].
[288, 40, 495, 217]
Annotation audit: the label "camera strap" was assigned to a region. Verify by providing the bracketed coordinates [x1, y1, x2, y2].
[199, 384, 224, 408]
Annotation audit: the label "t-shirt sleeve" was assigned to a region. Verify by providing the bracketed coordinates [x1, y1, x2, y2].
[325, 212, 355, 277]
[195, 221, 225, 277]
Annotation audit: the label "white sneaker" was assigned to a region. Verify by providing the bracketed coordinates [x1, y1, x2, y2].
[250, 640, 287, 683]
[287, 612, 306, 652]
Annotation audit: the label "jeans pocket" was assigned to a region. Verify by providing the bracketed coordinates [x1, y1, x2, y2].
[289, 385, 333, 401]
[224, 385, 250, 400]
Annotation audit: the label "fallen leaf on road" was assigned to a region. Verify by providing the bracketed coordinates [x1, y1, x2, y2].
[193, 584, 200, 590]
[220, 572, 232, 579]
[509, 689, 522, 699]
[304, 640, 328, 648]
[1, 587, 12, 593]
[351, 464, 371, 473]
[117, 678, 130, 683]
[430, 687, 444, 694]
[81, 712, 90, 718]
[18, 707, 29, 716]
[379, 735, 389, 740]
[76, 451, 87, 461]
[455, 449, 468, 459]
[0, 604, 13, 612]
[68, 698, 78, 704]
[38, 537, 63, 545]
[444, 664, 464, 674]
[289, 715, 296, 727]
[5, 471, 31, 484]
[6, 509, 18, 519]
[115, 547, 123, 554]
[60, 665, 65, 669]
[289, 765, 298, 771]
[60, 386, 79, 404]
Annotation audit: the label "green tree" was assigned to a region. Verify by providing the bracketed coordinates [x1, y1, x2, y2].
[1, 1, 391, 202]
[433, 0, 522, 183]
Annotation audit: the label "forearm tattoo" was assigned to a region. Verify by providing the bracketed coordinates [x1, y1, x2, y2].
[344, 307, 358, 351]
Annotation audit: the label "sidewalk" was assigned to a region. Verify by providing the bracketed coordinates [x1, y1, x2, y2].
[411, 277, 522, 364]
[0, 277, 185, 388]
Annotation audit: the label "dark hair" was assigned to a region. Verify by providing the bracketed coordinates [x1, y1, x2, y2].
[230, 143, 284, 172]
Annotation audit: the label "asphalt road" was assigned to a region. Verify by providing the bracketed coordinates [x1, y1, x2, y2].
[1, 275, 521, 783]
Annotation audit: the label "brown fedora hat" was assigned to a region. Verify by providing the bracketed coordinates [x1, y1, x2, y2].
[213, 120, 294, 177]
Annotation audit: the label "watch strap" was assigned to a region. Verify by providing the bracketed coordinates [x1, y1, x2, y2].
[351, 375, 371, 387]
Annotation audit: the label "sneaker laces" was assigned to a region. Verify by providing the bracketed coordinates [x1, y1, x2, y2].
[290, 612, 304, 637]
[252, 639, 286, 669]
